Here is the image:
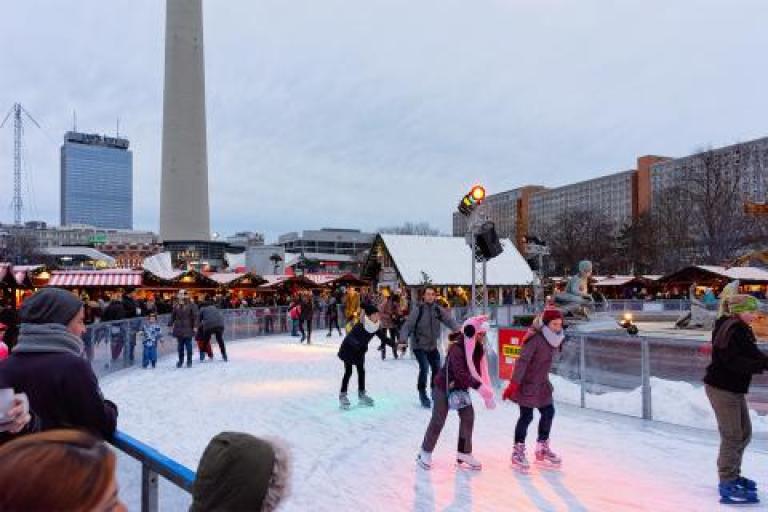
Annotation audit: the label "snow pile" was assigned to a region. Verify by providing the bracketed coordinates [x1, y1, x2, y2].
[102, 336, 768, 511]
[553, 375, 768, 432]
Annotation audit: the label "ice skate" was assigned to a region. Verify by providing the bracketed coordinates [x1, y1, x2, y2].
[456, 452, 482, 471]
[719, 480, 759, 505]
[419, 391, 431, 409]
[535, 440, 562, 468]
[339, 392, 351, 410]
[358, 391, 374, 407]
[736, 476, 758, 492]
[511, 443, 530, 473]
[416, 450, 432, 470]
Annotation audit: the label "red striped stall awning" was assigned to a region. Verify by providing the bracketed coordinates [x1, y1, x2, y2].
[48, 271, 143, 288]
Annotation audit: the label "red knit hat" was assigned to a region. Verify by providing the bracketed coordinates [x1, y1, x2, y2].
[541, 308, 563, 325]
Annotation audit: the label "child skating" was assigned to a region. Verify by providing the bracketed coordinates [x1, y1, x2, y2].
[141, 312, 163, 369]
[503, 308, 565, 472]
[337, 304, 381, 410]
[416, 315, 496, 471]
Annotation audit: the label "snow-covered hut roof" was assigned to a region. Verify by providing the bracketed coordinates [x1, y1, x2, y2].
[377, 234, 534, 287]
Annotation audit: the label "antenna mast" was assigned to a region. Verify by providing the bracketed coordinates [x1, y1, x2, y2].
[1, 103, 42, 225]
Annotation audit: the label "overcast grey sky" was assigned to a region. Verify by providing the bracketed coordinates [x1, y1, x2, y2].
[1, 0, 767, 241]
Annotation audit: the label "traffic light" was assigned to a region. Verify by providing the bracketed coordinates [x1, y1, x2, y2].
[458, 185, 486, 216]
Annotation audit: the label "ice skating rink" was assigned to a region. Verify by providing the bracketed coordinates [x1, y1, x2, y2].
[103, 336, 768, 511]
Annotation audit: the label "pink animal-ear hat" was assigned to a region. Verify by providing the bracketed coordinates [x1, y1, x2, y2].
[461, 315, 492, 389]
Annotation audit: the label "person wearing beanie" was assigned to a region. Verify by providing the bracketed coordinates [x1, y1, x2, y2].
[336, 303, 380, 409]
[417, 315, 496, 471]
[190, 431, 291, 512]
[703, 294, 768, 505]
[503, 307, 565, 472]
[0, 288, 118, 445]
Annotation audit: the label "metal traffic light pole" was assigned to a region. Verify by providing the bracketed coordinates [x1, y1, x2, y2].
[466, 205, 489, 315]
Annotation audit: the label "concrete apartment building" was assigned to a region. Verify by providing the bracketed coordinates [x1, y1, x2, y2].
[453, 135, 768, 254]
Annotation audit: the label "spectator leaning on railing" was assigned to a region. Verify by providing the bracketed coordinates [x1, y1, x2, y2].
[0, 288, 118, 445]
[0, 429, 127, 511]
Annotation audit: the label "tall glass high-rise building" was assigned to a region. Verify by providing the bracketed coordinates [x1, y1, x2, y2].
[60, 131, 133, 229]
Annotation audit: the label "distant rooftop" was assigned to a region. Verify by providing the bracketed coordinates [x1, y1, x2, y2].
[64, 131, 129, 150]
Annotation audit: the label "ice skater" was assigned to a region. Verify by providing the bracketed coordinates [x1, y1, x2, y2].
[140, 313, 163, 369]
[337, 304, 381, 410]
[503, 308, 565, 472]
[417, 315, 496, 471]
[704, 294, 768, 505]
[399, 287, 459, 408]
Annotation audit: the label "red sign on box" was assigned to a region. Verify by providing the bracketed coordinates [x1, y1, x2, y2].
[498, 328, 528, 380]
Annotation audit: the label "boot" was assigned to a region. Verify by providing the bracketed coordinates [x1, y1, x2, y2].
[416, 450, 433, 470]
[456, 452, 482, 471]
[339, 392, 351, 410]
[419, 391, 431, 409]
[176, 361, 183, 369]
[358, 390, 374, 407]
[535, 440, 562, 467]
[511, 442, 530, 472]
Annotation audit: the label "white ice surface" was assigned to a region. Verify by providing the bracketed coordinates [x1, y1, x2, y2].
[103, 335, 768, 511]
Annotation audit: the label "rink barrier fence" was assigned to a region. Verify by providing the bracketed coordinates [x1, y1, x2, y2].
[110, 431, 196, 512]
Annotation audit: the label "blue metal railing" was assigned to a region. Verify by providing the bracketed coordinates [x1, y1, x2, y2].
[110, 431, 196, 512]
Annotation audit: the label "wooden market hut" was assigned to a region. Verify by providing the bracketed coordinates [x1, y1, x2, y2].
[658, 265, 768, 298]
[363, 233, 535, 306]
[140, 269, 221, 303]
[207, 272, 267, 302]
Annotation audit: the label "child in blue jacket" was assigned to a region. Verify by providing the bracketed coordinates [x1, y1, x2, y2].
[141, 313, 164, 369]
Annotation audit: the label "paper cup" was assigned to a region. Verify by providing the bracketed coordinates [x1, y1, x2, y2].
[0, 388, 14, 422]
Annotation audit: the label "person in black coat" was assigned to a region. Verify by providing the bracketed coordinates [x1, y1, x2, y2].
[298, 293, 314, 344]
[703, 294, 768, 504]
[337, 304, 380, 410]
[0, 288, 118, 445]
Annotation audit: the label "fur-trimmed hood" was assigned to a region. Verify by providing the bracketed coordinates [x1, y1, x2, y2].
[190, 432, 291, 512]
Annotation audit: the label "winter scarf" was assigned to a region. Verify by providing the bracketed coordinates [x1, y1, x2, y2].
[542, 325, 565, 348]
[363, 315, 380, 334]
[13, 323, 84, 357]
[191, 432, 291, 512]
[462, 315, 492, 390]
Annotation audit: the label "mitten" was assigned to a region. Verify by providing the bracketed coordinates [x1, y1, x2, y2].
[502, 380, 520, 402]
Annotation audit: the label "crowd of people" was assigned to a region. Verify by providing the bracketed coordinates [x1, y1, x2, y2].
[2, 279, 767, 508]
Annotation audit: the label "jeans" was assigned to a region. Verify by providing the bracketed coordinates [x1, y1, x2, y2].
[514, 404, 556, 443]
[413, 348, 441, 393]
[142, 345, 157, 368]
[706, 384, 752, 482]
[341, 361, 365, 393]
[299, 317, 312, 342]
[176, 336, 193, 365]
[327, 316, 342, 335]
[377, 329, 399, 359]
[422, 388, 475, 454]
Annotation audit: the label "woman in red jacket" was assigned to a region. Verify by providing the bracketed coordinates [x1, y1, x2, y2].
[503, 308, 564, 472]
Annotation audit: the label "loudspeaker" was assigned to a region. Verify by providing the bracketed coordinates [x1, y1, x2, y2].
[475, 222, 503, 260]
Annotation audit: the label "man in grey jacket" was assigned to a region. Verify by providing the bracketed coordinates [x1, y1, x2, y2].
[399, 287, 459, 408]
[169, 291, 199, 368]
[199, 302, 227, 361]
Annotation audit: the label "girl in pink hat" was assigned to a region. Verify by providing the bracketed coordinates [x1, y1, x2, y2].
[417, 315, 496, 471]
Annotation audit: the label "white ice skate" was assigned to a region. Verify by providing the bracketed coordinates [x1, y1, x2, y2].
[511, 443, 530, 473]
[339, 392, 351, 410]
[416, 450, 432, 470]
[456, 452, 482, 471]
[535, 440, 562, 468]
[358, 391, 374, 407]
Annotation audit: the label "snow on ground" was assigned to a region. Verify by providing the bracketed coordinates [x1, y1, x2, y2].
[103, 335, 768, 512]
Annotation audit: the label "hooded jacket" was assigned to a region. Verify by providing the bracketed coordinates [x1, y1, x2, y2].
[399, 302, 459, 351]
[704, 316, 768, 394]
[190, 432, 290, 512]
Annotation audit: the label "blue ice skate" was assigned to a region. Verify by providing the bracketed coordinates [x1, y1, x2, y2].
[719, 480, 759, 505]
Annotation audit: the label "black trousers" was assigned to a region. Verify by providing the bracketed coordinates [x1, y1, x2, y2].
[514, 404, 555, 443]
[377, 328, 399, 358]
[327, 316, 342, 335]
[414, 348, 441, 393]
[299, 317, 313, 341]
[341, 361, 366, 393]
[203, 327, 227, 359]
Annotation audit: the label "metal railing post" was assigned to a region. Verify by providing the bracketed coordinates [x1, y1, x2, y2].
[641, 338, 652, 420]
[579, 335, 586, 408]
[141, 465, 159, 512]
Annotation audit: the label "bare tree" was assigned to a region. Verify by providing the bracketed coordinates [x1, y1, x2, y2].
[378, 222, 442, 236]
[543, 208, 617, 275]
[616, 212, 658, 274]
[650, 185, 697, 272]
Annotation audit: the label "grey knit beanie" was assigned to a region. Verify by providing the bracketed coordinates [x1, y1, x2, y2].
[20, 288, 83, 326]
